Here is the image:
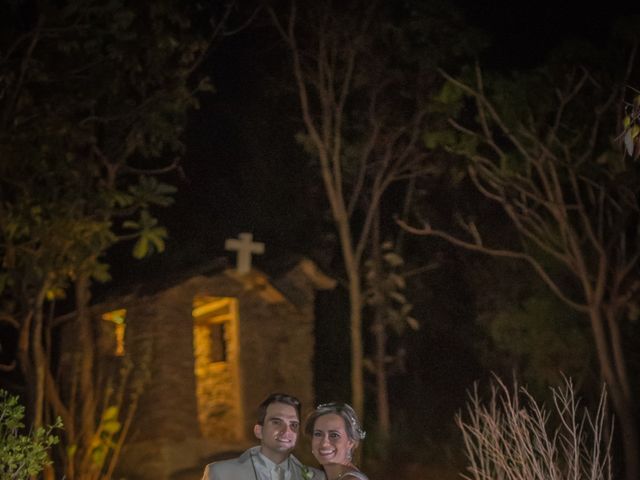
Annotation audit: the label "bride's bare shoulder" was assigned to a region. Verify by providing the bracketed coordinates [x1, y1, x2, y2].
[339, 471, 369, 480]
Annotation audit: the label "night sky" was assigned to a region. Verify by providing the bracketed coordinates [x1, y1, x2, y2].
[115, 0, 640, 281]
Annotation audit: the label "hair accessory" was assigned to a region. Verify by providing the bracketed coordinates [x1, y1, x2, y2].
[314, 402, 366, 440]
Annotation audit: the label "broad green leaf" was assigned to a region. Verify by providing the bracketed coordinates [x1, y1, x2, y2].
[45, 287, 66, 301]
[91, 445, 107, 466]
[67, 444, 77, 459]
[383, 252, 404, 267]
[147, 227, 167, 253]
[91, 262, 112, 283]
[102, 420, 121, 434]
[132, 236, 149, 259]
[102, 406, 119, 422]
[122, 220, 140, 230]
[435, 80, 464, 105]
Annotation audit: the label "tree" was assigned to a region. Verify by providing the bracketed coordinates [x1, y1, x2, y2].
[270, 0, 436, 428]
[486, 291, 593, 396]
[271, 2, 484, 455]
[401, 37, 640, 479]
[0, 0, 232, 477]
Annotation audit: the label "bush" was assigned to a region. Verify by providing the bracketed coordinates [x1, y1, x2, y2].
[457, 376, 613, 480]
[0, 390, 62, 479]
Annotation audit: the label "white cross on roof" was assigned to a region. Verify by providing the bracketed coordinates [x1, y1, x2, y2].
[224, 232, 265, 274]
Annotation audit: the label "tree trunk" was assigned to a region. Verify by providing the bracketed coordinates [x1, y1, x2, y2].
[348, 274, 365, 421]
[19, 285, 48, 429]
[75, 272, 98, 475]
[330, 189, 366, 421]
[372, 212, 390, 455]
[373, 308, 390, 455]
[589, 307, 639, 480]
[31, 287, 46, 428]
[17, 309, 34, 420]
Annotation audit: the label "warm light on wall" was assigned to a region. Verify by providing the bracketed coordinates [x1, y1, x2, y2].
[101, 308, 126, 357]
[192, 296, 243, 441]
[193, 297, 233, 317]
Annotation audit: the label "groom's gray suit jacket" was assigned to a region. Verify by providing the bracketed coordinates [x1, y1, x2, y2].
[201, 446, 325, 480]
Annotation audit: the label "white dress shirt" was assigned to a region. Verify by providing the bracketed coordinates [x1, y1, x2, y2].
[252, 450, 292, 480]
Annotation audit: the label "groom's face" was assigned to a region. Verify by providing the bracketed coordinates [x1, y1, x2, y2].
[254, 402, 300, 463]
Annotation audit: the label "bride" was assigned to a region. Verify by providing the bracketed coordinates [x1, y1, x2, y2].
[305, 402, 369, 480]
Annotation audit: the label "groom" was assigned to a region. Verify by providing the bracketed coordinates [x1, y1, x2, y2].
[201, 393, 325, 480]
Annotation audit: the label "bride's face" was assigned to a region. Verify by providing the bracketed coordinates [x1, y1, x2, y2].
[310, 413, 355, 466]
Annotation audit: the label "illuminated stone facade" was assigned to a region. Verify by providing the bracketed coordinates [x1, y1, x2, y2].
[192, 296, 242, 442]
[88, 259, 334, 480]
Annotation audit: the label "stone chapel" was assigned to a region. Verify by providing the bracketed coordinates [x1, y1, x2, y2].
[87, 256, 335, 480]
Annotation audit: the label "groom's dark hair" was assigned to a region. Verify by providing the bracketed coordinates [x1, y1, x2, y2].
[256, 393, 301, 425]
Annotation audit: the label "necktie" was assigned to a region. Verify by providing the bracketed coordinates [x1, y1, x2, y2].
[275, 465, 285, 480]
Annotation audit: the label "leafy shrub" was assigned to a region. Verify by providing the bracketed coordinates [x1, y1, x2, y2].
[0, 390, 62, 479]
